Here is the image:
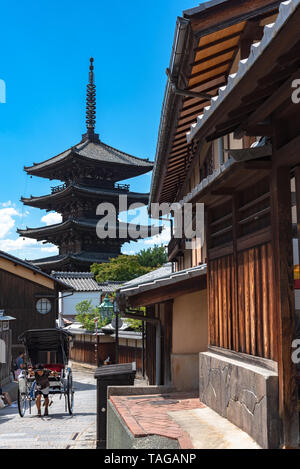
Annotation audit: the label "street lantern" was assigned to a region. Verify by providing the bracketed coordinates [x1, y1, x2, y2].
[94, 295, 113, 368]
[0, 310, 16, 366]
[99, 294, 113, 322]
[0, 310, 16, 332]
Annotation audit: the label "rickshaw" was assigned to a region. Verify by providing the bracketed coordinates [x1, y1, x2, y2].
[17, 328, 74, 417]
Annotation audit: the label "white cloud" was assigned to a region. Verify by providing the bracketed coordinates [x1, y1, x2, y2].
[0, 237, 38, 251]
[0, 202, 58, 259]
[0, 201, 12, 208]
[0, 206, 22, 239]
[41, 212, 62, 226]
[40, 245, 59, 254]
[144, 225, 171, 246]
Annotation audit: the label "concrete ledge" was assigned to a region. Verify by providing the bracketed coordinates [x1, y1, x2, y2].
[107, 400, 179, 449]
[208, 346, 278, 373]
[199, 349, 280, 449]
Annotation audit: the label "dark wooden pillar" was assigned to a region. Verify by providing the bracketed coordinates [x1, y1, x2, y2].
[271, 161, 299, 447]
[294, 167, 300, 266]
[145, 305, 156, 385]
[163, 301, 173, 386]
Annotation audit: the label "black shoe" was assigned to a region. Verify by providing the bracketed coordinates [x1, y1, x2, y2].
[44, 409, 49, 417]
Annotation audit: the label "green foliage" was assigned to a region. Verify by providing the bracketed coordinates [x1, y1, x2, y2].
[90, 246, 167, 284]
[75, 299, 112, 332]
[91, 255, 152, 283]
[126, 318, 143, 332]
[137, 245, 167, 268]
[125, 307, 146, 332]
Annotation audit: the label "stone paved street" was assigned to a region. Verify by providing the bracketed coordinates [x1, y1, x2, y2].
[0, 365, 97, 449]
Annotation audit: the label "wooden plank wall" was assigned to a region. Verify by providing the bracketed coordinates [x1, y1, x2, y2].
[70, 339, 143, 372]
[209, 242, 277, 360]
[0, 269, 57, 345]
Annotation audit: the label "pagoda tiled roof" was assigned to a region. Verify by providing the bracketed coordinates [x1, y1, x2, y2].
[29, 252, 114, 267]
[17, 218, 162, 239]
[51, 271, 123, 292]
[21, 183, 150, 207]
[51, 271, 101, 291]
[24, 139, 153, 174]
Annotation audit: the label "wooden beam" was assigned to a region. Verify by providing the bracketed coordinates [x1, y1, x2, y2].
[191, 46, 236, 68]
[242, 124, 274, 137]
[189, 59, 232, 81]
[271, 153, 298, 447]
[126, 275, 207, 307]
[194, 31, 241, 53]
[245, 70, 300, 129]
[273, 134, 300, 168]
[188, 71, 229, 91]
[211, 188, 236, 196]
[241, 161, 272, 171]
[182, 82, 226, 110]
[191, 1, 280, 37]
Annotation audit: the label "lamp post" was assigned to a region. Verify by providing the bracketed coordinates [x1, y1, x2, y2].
[96, 294, 113, 366]
[94, 316, 100, 367]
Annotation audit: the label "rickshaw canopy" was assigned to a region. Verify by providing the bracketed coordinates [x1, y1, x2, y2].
[18, 328, 72, 365]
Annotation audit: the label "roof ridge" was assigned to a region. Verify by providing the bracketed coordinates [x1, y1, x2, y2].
[52, 271, 94, 278]
[24, 145, 76, 172]
[100, 141, 152, 164]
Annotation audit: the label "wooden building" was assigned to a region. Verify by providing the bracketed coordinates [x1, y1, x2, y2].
[67, 322, 143, 373]
[51, 271, 123, 322]
[18, 58, 156, 273]
[118, 263, 208, 390]
[0, 250, 71, 354]
[119, 0, 300, 449]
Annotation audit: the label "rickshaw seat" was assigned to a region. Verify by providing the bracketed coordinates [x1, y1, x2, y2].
[44, 364, 64, 372]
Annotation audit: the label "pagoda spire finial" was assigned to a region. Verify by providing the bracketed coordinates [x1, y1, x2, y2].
[82, 57, 100, 143]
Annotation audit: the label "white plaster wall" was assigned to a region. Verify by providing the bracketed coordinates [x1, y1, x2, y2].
[60, 291, 102, 317]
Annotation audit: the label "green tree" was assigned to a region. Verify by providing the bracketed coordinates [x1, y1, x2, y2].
[125, 306, 146, 332]
[75, 299, 111, 332]
[91, 255, 152, 283]
[137, 245, 167, 268]
[91, 246, 167, 284]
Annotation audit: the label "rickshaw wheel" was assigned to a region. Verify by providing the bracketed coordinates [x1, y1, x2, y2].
[17, 389, 27, 417]
[66, 371, 74, 415]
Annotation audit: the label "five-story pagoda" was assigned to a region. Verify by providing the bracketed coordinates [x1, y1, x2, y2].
[18, 58, 155, 273]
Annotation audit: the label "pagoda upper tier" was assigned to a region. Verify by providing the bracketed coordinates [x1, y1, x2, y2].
[21, 182, 150, 214]
[24, 138, 153, 184]
[17, 218, 160, 243]
[18, 57, 157, 273]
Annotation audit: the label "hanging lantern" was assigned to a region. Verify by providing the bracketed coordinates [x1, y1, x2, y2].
[99, 294, 113, 322]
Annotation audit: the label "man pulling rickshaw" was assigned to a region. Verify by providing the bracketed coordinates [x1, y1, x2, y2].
[31, 364, 52, 417]
[17, 329, 74, 418]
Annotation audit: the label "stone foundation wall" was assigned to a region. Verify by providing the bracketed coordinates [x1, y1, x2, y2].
[199, 347, 280, 449]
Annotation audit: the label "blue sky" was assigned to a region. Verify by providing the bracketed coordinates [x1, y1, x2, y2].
[0, 0, 199, 260]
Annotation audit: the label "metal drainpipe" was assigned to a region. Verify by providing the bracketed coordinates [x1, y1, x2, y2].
[159, 216, 174, 273]
[121, 312, 162, 386]
[217, 138, 224, 167]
